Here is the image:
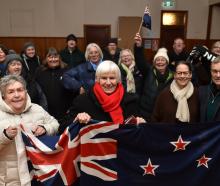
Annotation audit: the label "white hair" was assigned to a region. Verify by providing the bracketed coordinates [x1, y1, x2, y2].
[95, 60, 121, 83]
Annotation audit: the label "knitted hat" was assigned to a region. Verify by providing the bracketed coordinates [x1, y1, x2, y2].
[5, 54, 23, 66]
[153, 48, 169, 63]
[4, 54, 23, 74]
[66, 34, 77, 42]
[23, 42, 35, 51]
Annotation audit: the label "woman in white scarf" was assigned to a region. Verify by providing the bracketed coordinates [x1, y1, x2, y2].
[152, 61, 199, 123]
[118, 49, 143, 96]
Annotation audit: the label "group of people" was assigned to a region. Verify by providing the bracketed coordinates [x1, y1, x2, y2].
[0, 32, 220, 185]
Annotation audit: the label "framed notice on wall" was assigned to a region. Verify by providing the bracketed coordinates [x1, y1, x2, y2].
[152, 39, 159, 51]
[144, 39, 152, 49]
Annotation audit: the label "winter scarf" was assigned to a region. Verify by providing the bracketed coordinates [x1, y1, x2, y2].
[93, 82, 124, 123]
[121, 63, 136, 93]
[170, 80, 194, 122]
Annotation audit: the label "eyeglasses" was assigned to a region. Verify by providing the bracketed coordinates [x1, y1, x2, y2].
[175, 71, 190, 76]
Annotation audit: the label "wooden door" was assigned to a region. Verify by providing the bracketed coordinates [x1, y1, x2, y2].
[84, 25, 111, 49]
[118, 16, 142, 50]
[160, 11, 188, 50]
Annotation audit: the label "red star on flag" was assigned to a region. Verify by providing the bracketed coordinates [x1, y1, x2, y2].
[140, 158, 159, 176]
[170, 135, 191, 152]
[196, 154, 212, 168]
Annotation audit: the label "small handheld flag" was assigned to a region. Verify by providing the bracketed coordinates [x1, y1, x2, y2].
[138, 6, 151, 33]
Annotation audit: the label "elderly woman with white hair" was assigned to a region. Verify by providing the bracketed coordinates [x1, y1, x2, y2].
[0, 75, 59, 185]
[118, 49, 143, 96]
[59, 60, 145, 133]
[62, 43, 103, 95]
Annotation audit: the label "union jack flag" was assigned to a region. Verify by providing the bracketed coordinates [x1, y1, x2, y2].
[21, 121, 119, 186]
[22, 121, 220, 186]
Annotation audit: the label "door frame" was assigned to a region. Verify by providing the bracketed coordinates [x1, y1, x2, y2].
[160, 10, 188, 49]
[84, 24, 111, 48]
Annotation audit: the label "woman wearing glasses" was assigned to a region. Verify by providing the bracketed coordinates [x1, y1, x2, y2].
[151, 60, 199, 123]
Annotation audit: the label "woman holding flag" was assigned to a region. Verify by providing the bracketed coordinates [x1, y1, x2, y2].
[59, 60, 145, 133]
[0, 75, 59, 185]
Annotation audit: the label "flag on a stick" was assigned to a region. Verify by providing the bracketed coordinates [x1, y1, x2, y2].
[142, 6, 151, 29]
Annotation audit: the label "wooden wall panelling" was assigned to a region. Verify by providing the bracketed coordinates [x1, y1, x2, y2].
[1, 37, 218, 62]
[0, 37, 86, 60]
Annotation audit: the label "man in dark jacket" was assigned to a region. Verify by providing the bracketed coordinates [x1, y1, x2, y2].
[199, 56, 220, 122]
[60, 34, 85, 68]
[168, 38, 189, 71]
[103, 38, 121, 63]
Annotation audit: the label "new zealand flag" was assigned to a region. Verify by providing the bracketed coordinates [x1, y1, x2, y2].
[142, 7, 151, 30]
[22, 121, 220, 186]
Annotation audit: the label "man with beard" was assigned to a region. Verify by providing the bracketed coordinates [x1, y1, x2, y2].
[199, 56, 220, 122]
[103, 38, 121, 63]
[60, 34, 85, 68]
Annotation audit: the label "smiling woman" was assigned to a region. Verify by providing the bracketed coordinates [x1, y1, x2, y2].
[151, 61, 199, 123]
[35, 47, 74, 122]
[0, 75, 59, 185]
[59, 60, 146, 134]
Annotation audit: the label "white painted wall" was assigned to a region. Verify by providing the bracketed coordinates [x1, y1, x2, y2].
[209, 0, 220, 5]
[0, 0, 219, 39]
[210, 6, 220, 39]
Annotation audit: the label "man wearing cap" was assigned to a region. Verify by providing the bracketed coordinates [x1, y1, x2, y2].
[103, 38, 121, 63]
[60, 34, 85, 68]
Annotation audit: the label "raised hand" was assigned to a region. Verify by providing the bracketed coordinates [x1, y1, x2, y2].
[134, 33, 142, 47]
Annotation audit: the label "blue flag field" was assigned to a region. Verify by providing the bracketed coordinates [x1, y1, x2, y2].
[21, 121, 220, 186]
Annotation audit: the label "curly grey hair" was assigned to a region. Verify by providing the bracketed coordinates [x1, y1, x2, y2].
[0, 75, 27, 97]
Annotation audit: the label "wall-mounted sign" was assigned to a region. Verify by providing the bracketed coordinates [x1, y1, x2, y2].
[161, 0, 176, 9]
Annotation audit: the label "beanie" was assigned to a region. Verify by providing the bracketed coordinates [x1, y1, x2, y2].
[23, 42, 35, 51]
[66, 34, 77, 42]
[153, 48, 169, 64]
[4, 54, 23, 72]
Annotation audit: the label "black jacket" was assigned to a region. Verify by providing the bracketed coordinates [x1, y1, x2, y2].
[59, 88, 138, 134]
[60, 47, 85, 68]
[199, 84, 220, 122]
[21, 54, 41, 78]
[134, 45, 173, 121]
[35, 66, 75, 121]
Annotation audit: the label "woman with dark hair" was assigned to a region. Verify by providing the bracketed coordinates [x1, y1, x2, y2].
[35, 47, 74, 122]
[0, 44, 9, 78]
[151, 61, 199, 123]
[20, 42, 41, 78]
